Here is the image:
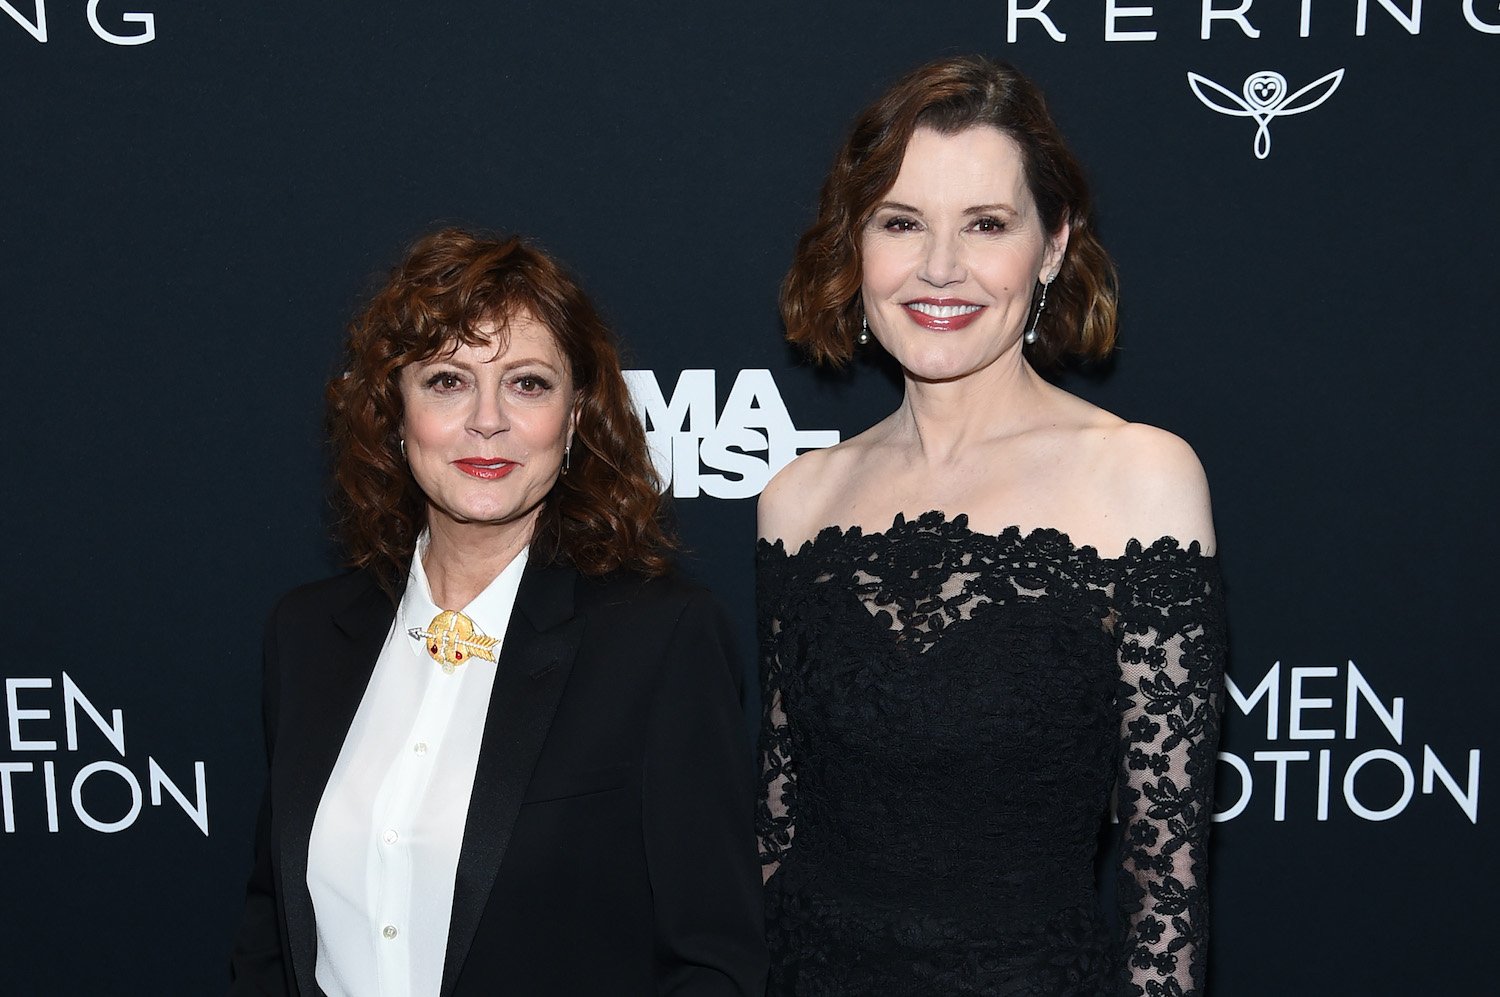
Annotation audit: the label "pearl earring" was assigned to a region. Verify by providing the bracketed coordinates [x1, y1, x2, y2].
[1024, 276, 1053, 346]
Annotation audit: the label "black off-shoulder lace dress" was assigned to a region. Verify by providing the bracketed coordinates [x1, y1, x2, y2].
[757, 511, 1226, 997]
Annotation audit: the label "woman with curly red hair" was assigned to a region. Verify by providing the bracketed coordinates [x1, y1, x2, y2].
[757, 57, 1225, 995]
[230, 228, 765, 996]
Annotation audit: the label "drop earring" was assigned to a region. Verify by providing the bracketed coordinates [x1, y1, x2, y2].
[1024, 277, 1052, 346]
[562, 442, 572, 474]
[858, 312, 871, 346]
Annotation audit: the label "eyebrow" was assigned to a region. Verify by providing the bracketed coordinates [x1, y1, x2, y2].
[420, 355, 563, 374]
[870, 201, 1020, 216]
[498, 356, 564, 375]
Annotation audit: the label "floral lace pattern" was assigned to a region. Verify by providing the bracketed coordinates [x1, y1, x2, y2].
[757, 511, 1225, 996]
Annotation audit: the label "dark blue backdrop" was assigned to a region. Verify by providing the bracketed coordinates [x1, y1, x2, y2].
[2, 2, 1495, 992]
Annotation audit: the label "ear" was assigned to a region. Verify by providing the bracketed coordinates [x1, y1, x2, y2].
[1042, 219, 1071, 282]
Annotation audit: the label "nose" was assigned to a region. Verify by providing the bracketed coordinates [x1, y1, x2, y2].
[919, 231, 965, 287]
[467, 389, 509, 438]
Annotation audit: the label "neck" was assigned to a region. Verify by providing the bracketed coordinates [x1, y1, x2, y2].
[421, 511, 535, 610]
[893, 348, 1052, 463]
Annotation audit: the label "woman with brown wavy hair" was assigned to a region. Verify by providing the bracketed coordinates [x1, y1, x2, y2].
[758, 58, 1225, 995]
[230, 228, 765, 996]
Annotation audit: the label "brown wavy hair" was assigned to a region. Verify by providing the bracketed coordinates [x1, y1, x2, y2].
[781, 55, 1118, 370]
[328, 227, 675, 589]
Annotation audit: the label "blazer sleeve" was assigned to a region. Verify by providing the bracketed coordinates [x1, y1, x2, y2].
[228, 608, 291, 995]
[641, 590, 769, 996]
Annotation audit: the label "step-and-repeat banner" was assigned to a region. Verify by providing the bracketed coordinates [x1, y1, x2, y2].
[2, 3, 1494, 993]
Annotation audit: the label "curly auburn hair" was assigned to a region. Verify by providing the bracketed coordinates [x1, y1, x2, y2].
[327, 227, 674, 589]
[781, 55, 1119, 371]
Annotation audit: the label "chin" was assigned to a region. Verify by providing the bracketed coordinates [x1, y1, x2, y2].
[899, 355, 982, 383]
[897, 343, 1010, 383]
[429, 495, 535, 531]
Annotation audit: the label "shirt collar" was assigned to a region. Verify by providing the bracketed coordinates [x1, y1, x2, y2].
[402, 532, 530, 655]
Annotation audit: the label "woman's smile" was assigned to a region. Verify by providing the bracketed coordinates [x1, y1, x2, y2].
[452, 457, 521, 480]
[902, 297, 986, 330]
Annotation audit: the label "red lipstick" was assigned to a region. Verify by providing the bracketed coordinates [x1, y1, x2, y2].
[453, 457, 519, 480]
[902, 297, 985, 331]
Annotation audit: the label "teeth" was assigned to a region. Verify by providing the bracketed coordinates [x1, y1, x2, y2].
[908, 302, 981, 318]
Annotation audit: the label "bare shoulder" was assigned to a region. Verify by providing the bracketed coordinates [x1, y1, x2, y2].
[1092, 422, 1216, 553]
[758, 437, 864, 547]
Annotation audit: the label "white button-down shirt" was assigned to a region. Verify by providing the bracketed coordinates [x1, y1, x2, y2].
[308, 540, 528, 997]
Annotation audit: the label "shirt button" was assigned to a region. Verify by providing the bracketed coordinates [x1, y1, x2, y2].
[382, 925, 398, 940]
[382, 829, 399, 845]
[413, 742, 428, 756]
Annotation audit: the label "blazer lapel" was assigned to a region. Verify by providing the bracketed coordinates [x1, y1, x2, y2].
[277, 574, 395, 997]
[439, 558, 584, 997]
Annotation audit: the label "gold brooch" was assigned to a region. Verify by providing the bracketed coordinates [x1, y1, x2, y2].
[407, 610, 499, 674]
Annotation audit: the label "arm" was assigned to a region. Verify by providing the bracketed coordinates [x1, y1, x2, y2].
[228, 609, 290, 995]
[754, 552, 795, 883]
[643, 591, 768, 996]
[754, 461, 814, 884]
[1114, 544, 1226, 997]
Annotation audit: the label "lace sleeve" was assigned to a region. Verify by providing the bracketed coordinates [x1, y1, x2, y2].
[755, 546, 796, 883]
[1113, 541, 1226, 997]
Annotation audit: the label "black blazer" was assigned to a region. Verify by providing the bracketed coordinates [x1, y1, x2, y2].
[229, 558, 766, 996]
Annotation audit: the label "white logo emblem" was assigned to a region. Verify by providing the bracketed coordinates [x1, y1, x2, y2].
[1188, 69, 1345, 159]
[624, 369, 839, 499]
